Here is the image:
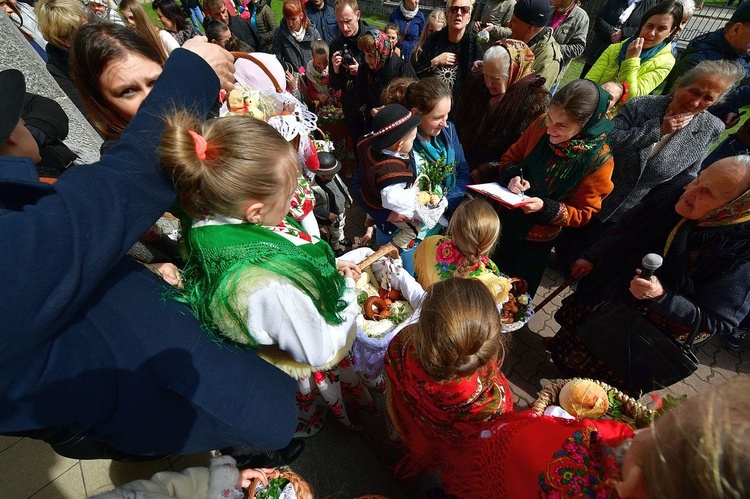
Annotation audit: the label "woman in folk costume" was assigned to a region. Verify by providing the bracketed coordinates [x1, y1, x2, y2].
[384, 277, 513, 477]
[490, 79, 615, 297]
[160, 112, 376, 437]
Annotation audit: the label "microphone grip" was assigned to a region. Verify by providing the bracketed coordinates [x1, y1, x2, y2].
[640, 268, 656, 280]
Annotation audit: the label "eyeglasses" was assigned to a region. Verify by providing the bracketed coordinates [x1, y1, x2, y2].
[448, 5, 470, 15]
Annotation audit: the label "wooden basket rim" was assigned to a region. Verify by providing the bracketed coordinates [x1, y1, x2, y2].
[531, 377, 655, 429]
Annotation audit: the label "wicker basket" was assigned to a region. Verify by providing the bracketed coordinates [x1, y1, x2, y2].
[247, 469, 313, 499]
[531, 378, 655, 429]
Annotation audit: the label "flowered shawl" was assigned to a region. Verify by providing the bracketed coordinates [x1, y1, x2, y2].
[365, 28, 392, 72]
[414, 234, 501, 289]
[385, 326, 513, 476]
[440, 411, 634, 498]
[521, 81, 613, 201]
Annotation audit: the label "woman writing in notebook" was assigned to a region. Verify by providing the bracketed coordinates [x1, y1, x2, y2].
[490, 79, 615, 297]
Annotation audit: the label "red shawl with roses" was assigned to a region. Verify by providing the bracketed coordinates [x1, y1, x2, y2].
[442, 411, 634, 498]
[384, 325, 513, 477]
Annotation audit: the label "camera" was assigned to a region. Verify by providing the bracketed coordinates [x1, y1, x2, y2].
[341, 46, 356, 67]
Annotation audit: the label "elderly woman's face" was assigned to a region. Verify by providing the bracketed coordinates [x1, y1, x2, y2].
[670, 76, 730, 116]
[545, 105, 583, 144]
[675, 159, 748, 219]
[483, 59, 509, 96]
[99, 52, 163, 122]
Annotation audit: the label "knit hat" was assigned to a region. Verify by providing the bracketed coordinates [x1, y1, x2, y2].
[0, 69, 25, 145]
[513, 0, 552, 27]
[316, 151, 342, 174]
[371, 104, 421, 151]
[731, 2, 750, 23]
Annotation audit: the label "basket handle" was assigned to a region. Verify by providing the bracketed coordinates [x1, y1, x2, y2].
[231, 52, 283, 93]
[414, 173, 431, 193]
[357, 243, 399, 271]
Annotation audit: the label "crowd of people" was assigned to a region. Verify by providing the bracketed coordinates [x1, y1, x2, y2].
[2, 0, 750, 495]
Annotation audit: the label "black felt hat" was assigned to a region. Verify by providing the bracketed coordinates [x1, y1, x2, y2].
[514, 0, 552, 27]
[371, 104, 421, 151]
[731, 2, 750, 23]
[316, 151, 342, 174]
[0, 69, 26, 145]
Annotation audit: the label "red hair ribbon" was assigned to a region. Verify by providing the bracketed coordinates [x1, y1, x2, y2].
[188, 130, 208, 160]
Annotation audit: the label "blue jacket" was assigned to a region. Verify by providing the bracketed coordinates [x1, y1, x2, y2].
[305, 0, 339, 45]
[662, 28, 750, 94]
[389, 8, 425, 62]
[0, 49, 296, 455]
[350, 122, 471, 235]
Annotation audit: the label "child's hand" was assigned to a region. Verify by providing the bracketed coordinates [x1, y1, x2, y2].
[336, 259, 361, 281]
[386, 211, 415, 224]
[237, 468, 275, 489]
[146, 262, 183, 289]
[319, 93, 329, 104]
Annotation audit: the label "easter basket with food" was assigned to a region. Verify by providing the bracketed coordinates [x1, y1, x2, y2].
[247, 469, 313, 499]
[353, 244, 416, 376]
[531, 378, 655, 429]
[499, 276, 534, 332]
[413, 174, 448, 230]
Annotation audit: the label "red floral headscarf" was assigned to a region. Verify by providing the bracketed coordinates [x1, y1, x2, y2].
[364, 28, 393, 72]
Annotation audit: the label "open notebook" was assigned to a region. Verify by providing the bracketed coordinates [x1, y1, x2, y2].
[468, 182, 527, 208]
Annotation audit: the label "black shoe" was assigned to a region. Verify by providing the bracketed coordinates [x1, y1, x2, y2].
[223, 439, 305, 469]
[340, 238, 354, 248]
[722, 328, 747, 352]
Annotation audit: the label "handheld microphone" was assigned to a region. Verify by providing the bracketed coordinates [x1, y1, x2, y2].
[640, 253, 663, 280]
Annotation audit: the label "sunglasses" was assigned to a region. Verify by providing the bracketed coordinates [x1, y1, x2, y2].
[448, 5, 470, 15]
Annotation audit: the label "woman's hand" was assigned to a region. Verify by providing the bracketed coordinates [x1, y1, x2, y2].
[472, 20, 482, 32]
[181, 36, 236, 92]
[570, 259, 594, 278]
[370, 105, 383, 117]
[520, 197, 544, 213]
[610, 28, 622, 43]
[660, 111, 693, 135]
[629, 269, 666, 301]
[285, 71, 297, 91]
[432, 52, 457, 67]
[318, 93, 329, 104]
[336, 259, 362, 281]
[237, 468, 274, 489]
[507, 175, 530, 195]
[625, 37, 644, 59]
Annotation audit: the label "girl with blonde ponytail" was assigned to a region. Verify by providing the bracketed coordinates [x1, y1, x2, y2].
[160, 111, 376, 437]
[414, 196, 502, 289]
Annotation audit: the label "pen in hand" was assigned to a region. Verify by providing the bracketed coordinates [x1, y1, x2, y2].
[519, 167, 526, 200]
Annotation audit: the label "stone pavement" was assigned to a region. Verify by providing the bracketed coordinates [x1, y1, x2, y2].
[286, 200, 750, 498]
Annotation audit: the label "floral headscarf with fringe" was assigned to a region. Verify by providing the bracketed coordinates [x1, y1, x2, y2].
[365, 29, 392, 72]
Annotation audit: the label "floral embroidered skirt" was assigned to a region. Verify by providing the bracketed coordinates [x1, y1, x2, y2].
[294, 352, 381, 437]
